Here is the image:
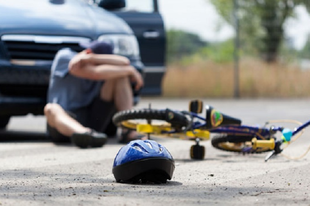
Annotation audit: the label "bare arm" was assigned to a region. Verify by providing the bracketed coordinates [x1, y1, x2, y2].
[86, 53, 130, 66]
[68, 51, 130, 70]
[68, 52, 143, 90]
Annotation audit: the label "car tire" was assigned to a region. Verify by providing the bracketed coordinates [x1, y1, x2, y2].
[0, 116, 10, 129]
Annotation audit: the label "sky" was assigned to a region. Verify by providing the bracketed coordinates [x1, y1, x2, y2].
[157, 0, 310, 50]
[158, 0, 234, 42]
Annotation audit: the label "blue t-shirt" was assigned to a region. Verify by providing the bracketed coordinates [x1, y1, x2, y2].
[47, 48, 103, 111]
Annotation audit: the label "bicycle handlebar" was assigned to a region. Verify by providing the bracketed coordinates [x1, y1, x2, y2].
[252, 127, 293, 161]
[251, 138, 284, 161]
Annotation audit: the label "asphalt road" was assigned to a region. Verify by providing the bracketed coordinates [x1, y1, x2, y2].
[1, 97, 310, 206]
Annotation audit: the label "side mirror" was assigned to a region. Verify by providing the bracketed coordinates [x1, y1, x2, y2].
[98, 0, 126, 10]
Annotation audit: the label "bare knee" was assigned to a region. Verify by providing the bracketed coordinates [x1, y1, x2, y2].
[44, 103, 55, 117]
[44, 103, 65, 124]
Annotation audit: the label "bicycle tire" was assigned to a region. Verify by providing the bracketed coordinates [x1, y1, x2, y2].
[211, 134, 272, 153]
[113, 109, 189, 132]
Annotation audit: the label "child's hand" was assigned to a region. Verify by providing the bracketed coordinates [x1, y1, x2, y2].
[129, 67, 144, 91]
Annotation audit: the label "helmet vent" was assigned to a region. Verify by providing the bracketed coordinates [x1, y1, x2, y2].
[132, 143, 148, 153]
[133, 145, 143, 152]
[145, 142, 153, 149]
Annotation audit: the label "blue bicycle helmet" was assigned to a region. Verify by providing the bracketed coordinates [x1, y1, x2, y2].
[112, 140, 175, 183]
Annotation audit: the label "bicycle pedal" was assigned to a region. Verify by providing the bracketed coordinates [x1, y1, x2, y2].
[189, 99, 203, 113]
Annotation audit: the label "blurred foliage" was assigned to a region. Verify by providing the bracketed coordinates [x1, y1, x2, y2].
[179, 39, 235, 65]
[209, 0, 310, 63]
[165, 1, 310, 67]
[299, 35, 310, 59]
[199, 40, 235, 63]
[166, 29, 236, 64]
[166, 29, 207, 63]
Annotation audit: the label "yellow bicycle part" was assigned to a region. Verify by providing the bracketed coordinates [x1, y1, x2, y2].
[121, 121, 171, 131]
[137, 124, 172, 134]
[136, 124, 210, 140]
[186, 130, 210, 140]
[252, 138, 275, 150]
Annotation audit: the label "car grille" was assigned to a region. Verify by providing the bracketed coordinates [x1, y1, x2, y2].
[4, 41, 83, 60]
[0, 35, 91, 91]
[1, 35, 90, 61]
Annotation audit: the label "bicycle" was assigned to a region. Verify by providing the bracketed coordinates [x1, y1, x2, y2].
[113, 100, 310, 161]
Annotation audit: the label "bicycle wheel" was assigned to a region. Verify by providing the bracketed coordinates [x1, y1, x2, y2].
[211, 134, 272, 153]
[112, 108, 189, 134]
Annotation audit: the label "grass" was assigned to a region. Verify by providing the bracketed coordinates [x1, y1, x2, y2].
[162, 58, 310, 98]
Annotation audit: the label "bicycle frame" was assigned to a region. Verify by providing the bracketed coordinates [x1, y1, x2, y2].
[176, 112, 282, 140]
[134, 110, 283, 140]
[292, 119, 310, 136]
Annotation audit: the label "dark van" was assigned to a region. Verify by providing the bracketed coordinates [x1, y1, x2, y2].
[0, 0, 165, 129]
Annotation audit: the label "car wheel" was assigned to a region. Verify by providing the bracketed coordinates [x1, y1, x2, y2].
[0, 116, 10, 129]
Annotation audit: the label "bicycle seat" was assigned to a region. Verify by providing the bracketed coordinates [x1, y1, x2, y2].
[205, 105, 241, 129]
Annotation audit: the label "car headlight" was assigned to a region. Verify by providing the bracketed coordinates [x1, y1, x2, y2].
[97, 34, 140, 57]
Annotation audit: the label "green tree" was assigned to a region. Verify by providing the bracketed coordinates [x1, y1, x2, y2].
[166, 29, 208, 63]
[199, 39, 235, 63]
[210, 0, 310, 63]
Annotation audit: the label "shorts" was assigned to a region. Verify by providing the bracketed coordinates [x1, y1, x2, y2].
[47, 97, 116, 143]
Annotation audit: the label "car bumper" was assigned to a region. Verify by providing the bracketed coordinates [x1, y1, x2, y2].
[0, 95, 46, 116]
[0, 58, 143, 116]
